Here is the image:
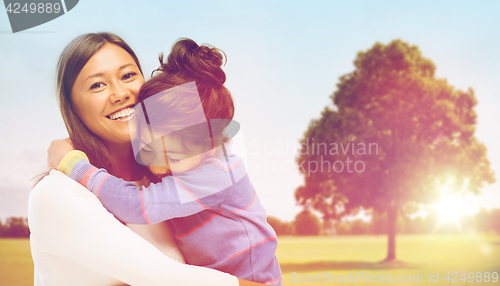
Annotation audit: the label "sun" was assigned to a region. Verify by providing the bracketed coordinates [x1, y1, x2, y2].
[433, 195, 466, 223]
[431, 177, 469, 224]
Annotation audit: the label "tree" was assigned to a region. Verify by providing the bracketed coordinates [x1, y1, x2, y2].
[267, 216, 294, 236]
[323, 218, 336, 235]
[404, 216, 427, 234]
[296, 40, 494, 260]
[370, 211, 389, 235]
[474, 208, 490, 233]
[335, 223, 351, 235]
[349, 219, 369, 235]
[0, 220, 5, 237]
[488, 209, 500, 234]
[0, 217, 30, 238]
[294, 211, 322, 236]
[474, 208, 500, 234]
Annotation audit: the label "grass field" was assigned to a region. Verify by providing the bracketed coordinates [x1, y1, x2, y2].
[1, 235, 499, 285]
[0, 239, 33, 286]
[277, 235, 500, 285]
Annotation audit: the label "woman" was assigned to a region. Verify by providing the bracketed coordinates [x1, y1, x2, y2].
[28, 32, 265, 286]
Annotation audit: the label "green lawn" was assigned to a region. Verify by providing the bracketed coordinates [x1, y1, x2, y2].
[0, 239, 33, 286]
[1, 235, 499, 285]
[278, 235, 500, 285]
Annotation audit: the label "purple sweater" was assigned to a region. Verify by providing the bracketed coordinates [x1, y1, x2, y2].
[58, 150, 282, 285]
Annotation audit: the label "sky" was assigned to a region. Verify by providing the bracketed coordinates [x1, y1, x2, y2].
[0, 0, 499, 222]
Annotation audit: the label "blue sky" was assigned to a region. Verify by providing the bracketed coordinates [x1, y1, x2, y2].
[0, 0, 499, 222]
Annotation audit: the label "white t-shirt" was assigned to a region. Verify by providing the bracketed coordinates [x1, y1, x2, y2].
[28, 170, 238, 286]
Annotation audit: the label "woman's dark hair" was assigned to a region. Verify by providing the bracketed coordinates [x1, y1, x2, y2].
[57, 32, 143, 173]
[138, 38, 234, 151]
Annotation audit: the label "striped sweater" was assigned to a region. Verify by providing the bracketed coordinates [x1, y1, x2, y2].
[58, 150, 282, 285]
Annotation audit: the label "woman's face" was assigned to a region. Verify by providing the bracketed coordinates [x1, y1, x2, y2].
[71, 43, 144, 145]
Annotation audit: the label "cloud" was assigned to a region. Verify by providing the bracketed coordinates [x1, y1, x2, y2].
[0, 185, 30, 220]
[0, 148, 49, 220]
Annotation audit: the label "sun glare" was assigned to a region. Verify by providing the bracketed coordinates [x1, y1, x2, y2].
[434, 195, 465, 222]
[432, 177, 469, 224]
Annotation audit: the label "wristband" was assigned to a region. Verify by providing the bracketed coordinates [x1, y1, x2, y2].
[57, 150, 89, 176]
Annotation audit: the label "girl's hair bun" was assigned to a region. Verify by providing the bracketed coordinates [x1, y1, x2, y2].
[142, 38, 234, 128]
[158, 38, 226, 86]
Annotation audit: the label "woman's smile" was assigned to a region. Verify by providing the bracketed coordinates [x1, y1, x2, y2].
[106, 106, 136, 122]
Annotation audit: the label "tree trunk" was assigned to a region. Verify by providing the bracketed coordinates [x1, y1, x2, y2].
[385, 204, 397, 261]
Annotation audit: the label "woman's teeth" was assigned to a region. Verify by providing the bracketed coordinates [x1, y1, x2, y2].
[108, 108, 135, 120]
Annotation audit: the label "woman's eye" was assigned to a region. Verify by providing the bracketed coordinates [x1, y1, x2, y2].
[122, 72, 136, 80]
[90, 82, 104, 90]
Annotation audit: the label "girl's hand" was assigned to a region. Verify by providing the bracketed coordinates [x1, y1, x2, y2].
[47, 138, 75, 169]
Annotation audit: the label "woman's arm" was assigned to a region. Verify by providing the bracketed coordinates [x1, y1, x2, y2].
[57, 151, 232, 224]
[126, 222, 186, 263]
[28, 170, 238, 286]
[33, 266, 42, 286]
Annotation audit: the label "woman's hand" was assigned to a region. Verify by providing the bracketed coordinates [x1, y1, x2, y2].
[47, 138, 75, 169]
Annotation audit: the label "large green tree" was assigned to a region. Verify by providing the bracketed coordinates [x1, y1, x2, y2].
[296, 39, 494, 261]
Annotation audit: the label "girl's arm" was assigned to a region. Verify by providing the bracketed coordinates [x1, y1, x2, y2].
[28, 170, 238, 286]
[57, 151, 233, 224]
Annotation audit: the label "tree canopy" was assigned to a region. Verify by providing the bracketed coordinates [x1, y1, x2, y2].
[296, 39, 494, 260]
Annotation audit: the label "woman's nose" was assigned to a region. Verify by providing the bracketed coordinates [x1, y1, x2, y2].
[109, 83, 130, 103]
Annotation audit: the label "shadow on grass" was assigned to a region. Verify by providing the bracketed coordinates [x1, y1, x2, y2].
[280, 260, 419, 273]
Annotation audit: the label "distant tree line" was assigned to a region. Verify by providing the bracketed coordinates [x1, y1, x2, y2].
[267, 211, 322, 236]
[268, 208, 500, 236]
[2, 210, 498, 238]
[0, 217, 30, 238]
